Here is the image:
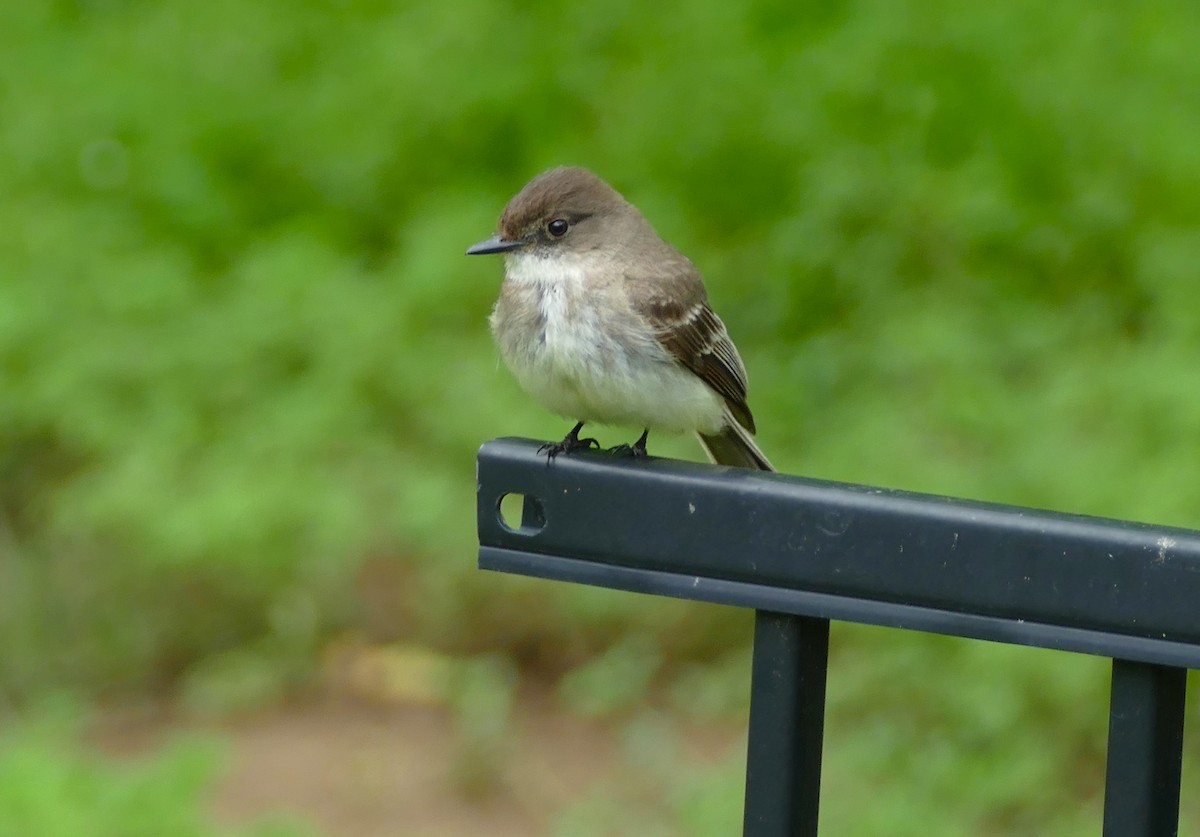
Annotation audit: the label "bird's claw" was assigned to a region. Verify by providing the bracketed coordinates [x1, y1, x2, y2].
[538, 435, 599, 460]
[608, 430, 649, 459]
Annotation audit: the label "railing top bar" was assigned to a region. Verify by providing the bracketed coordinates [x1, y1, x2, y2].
[476, 438, 1200, 656]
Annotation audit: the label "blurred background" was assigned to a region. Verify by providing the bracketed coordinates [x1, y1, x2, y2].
[2, 0, 1199, 834]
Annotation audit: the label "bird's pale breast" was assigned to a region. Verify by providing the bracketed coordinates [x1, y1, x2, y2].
[490, 253, 726, 434]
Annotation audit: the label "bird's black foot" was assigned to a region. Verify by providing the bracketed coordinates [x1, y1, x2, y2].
[538, 421, 599, 461]
[608, 429, 649, 458]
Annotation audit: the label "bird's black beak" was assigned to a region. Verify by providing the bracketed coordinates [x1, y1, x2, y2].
[465, 235, 524, 256]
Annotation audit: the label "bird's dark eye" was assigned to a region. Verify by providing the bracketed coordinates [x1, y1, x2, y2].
[547, 218, 569, 237]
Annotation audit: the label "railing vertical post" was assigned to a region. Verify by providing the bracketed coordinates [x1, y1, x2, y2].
[743, 612, 830, 837]
[1102, 659, 1188, 837]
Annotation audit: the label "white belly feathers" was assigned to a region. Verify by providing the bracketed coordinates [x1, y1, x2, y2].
[490, 252, 726, 435]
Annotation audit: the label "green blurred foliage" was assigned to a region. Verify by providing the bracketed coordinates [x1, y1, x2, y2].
[554, 709, 743, 837]
[447, 653, 518, 796]
[0, 700, 314, 836]
[3, 0, 1200, 831]
[558, 636, 662, 718]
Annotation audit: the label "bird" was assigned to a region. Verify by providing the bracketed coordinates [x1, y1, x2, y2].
[466, 166, 773, 471]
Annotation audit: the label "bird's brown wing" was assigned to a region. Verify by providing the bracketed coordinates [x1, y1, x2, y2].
[632, 270, 756, 433]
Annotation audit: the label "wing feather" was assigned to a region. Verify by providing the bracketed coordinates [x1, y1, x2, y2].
[632, 271, 757, 433]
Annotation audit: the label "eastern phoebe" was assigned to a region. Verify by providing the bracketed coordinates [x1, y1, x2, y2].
[466, 166, 773, 471]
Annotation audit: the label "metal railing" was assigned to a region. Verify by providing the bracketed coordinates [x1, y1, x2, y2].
[475, 438, 1198, 836]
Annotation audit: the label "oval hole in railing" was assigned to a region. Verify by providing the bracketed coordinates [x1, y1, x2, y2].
[498, 493, 546, 534]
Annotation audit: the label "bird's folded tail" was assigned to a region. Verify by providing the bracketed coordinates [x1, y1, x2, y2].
[697, 410, 774, 471]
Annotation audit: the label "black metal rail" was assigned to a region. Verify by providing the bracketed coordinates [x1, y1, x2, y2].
[476, 438, 1198, 836]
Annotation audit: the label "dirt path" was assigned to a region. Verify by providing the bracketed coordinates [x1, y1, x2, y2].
[94, 687, 742, 836]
